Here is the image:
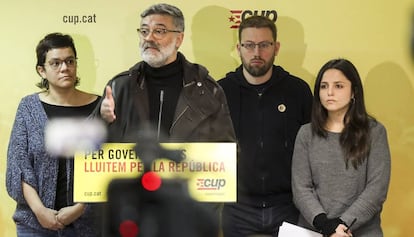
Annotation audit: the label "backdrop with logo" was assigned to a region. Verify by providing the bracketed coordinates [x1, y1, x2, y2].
[1, 0, 413, 236]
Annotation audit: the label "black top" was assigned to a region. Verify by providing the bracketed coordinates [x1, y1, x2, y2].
[42, 97, 100, 210]
[144, 54, 183, 140]
[219, 65, 313, 207]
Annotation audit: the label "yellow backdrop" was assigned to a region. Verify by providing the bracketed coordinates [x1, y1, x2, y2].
[1, 0, 413, 236]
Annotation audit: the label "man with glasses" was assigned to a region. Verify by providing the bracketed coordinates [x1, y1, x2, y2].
[94, 4, 235, 235]
[95, 3, 235, 143]
[218, 15, 313, 237]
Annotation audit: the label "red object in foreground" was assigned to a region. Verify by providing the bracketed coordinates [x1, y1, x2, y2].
[141, 171, 162, 191]
[119, 220, 139, 237]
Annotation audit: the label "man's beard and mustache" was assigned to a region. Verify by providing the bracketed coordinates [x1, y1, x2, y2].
[242, 55, 275, 77]
[140, 41, 177, 68]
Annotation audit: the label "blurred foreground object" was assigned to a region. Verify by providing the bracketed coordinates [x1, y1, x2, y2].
[45, 118, 107, 157]
[103, 125, 219, 237]
[105, 176, 219, 237]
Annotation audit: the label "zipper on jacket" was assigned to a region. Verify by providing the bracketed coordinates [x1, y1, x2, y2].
[157, 90, 164, 141]
[170, 106, 189, 132]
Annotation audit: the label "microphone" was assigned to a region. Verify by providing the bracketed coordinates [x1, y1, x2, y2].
[157, 90, 164, 141]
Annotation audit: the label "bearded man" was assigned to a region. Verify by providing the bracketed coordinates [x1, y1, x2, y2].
[218, 15, 313, 237]
[95, 3, 235, 143]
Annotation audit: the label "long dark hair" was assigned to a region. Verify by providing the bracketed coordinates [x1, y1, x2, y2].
[312, 58, 372, 168]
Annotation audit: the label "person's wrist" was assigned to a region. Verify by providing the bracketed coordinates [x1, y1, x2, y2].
[74, 203, 86, 214]
[31, 203, 46, 216]
[313, 213, 344, 236]
[321, 217, 344, 236]
[313, 213, 328, 230]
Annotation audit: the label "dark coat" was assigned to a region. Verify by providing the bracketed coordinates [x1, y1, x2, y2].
[94, 52, 236, 143]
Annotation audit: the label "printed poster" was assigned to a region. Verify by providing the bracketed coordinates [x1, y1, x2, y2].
[74, 142, 237, 202]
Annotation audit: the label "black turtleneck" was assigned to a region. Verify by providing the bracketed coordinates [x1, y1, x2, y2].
[144, 54, 183, 140]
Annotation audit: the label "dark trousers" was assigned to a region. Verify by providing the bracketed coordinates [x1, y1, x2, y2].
[222, 202, 299, 237]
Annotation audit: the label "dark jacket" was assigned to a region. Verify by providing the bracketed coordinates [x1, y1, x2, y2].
[94, 52, 236, 143]
[218, 65, 312, 207]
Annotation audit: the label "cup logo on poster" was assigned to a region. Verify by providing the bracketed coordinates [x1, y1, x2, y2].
[229, 9, 278, 28]
[196, 178, 227, 191]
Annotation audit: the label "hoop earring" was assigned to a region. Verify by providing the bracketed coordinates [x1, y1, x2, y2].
[351, 97, 355, 104]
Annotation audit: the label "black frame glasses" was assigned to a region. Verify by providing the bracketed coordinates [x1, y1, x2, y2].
[137, 28, 181, 39]
[45, 57, 77, 70]
[240, 41, 274, 51]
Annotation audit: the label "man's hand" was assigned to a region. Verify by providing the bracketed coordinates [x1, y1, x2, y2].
[100, 85, 116, 123]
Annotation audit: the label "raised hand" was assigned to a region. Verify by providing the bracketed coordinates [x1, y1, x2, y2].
[100, 85, 116, 123]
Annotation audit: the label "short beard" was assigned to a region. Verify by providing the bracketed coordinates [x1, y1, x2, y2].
[140, 41, 177, 68]
[242, 55, 274, 77]
[141, 52, 166, 68]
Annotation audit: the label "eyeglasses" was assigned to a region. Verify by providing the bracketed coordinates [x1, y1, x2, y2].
[45, 57, 77, 70]
[240, 41, 274, 51]
[137, 28, 181, 39]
